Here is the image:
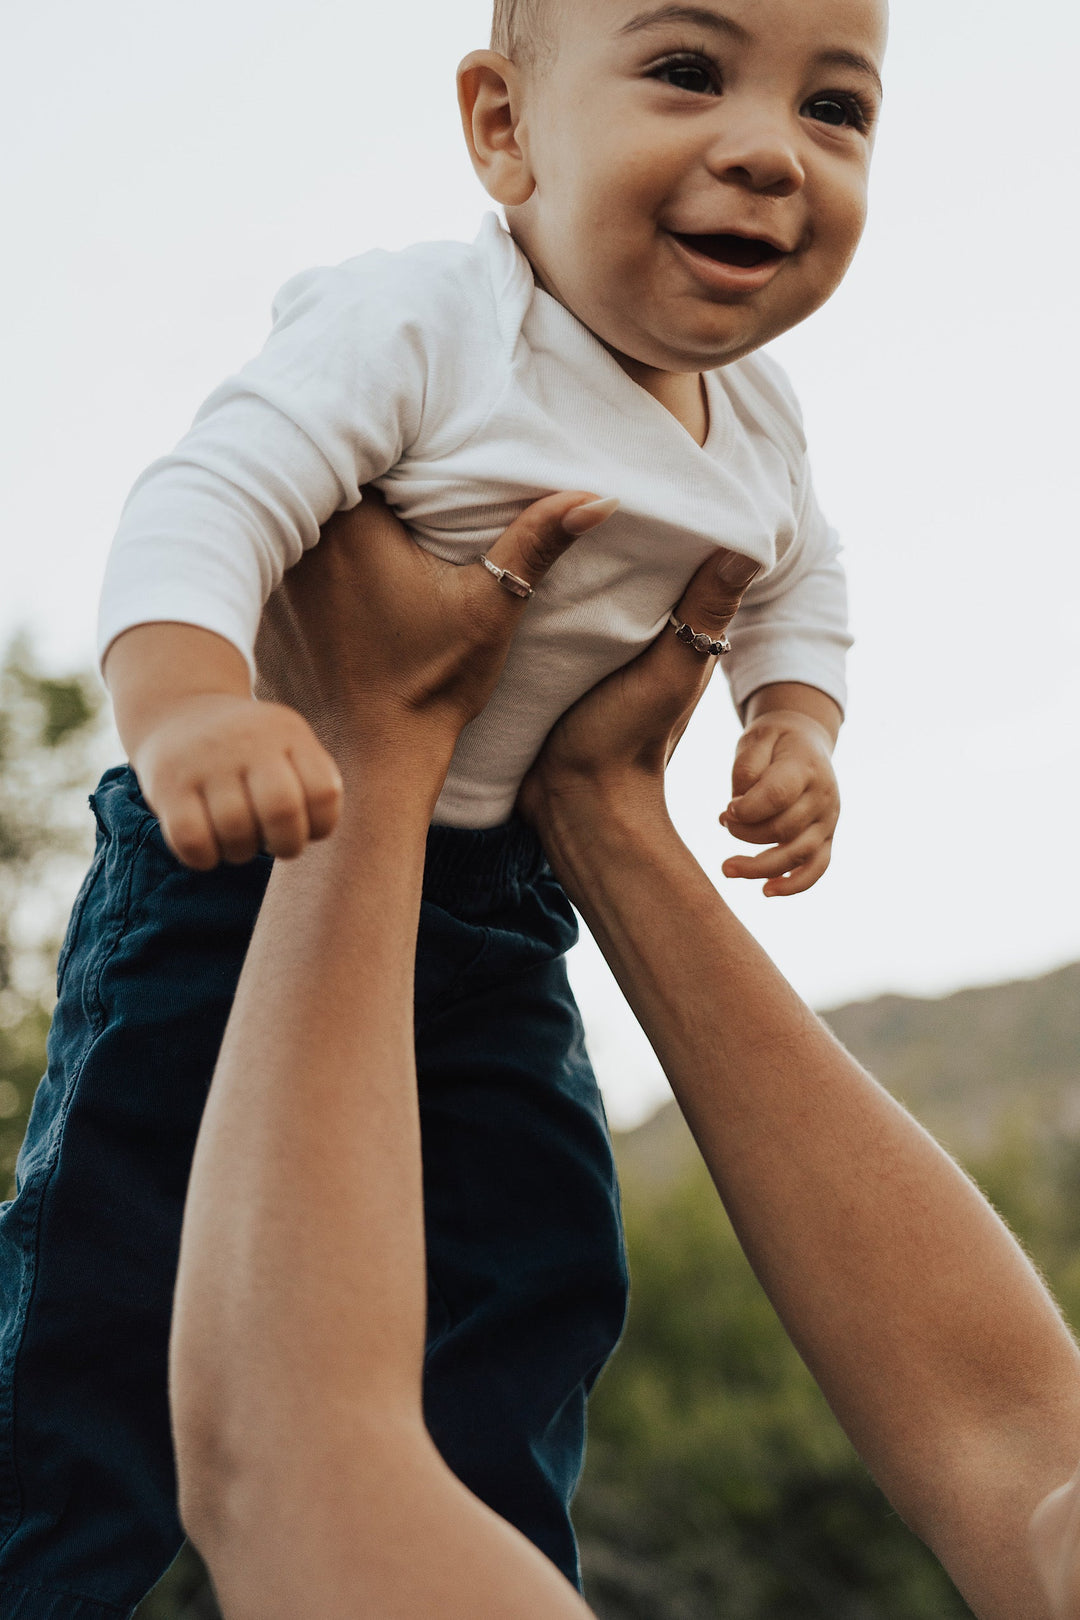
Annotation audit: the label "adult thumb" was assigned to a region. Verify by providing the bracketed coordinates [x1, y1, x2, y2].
[480, 491, 620, 596]
[672, 549, 762, 642]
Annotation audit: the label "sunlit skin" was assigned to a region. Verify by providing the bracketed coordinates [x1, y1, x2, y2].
[459, 0, 887, 434]
[1031, 1470, 1080, 1618]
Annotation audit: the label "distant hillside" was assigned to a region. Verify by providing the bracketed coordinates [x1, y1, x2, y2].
[615, 960, 1080, 1188]
[822, 960, 1080, 1147]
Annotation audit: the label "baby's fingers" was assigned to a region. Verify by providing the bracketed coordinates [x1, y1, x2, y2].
[203, 776, 264, 866]
[290, 737, 345, 844]
[723, 787, 818, 848]
[727, 757, 808, 826]
[159, 791, 222, 872]
[722, 827, 832, 895]
[763, 842, 832, 897]
[729, 730, 777, 802]
[246, 758, 316, 860]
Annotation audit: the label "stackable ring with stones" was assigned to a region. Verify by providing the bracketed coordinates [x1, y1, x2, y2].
[667, 612, 731, 658]
[478, 554, 534, 600]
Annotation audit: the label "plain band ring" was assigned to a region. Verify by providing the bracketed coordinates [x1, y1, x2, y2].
[479, 554, 534, 600]
[667, 612, 731, 657]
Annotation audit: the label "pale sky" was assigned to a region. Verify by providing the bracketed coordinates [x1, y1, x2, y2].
[2, 0, 1078, 1125]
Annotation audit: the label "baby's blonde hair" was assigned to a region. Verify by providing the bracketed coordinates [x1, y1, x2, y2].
[491, 0, 554, 66]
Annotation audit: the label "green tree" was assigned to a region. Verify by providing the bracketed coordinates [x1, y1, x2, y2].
[575, 1159, 974, 1620]
[0, 635, 107, 1196]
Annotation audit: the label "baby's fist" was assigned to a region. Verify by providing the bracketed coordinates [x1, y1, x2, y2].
[135, 695, 344, 870]
[720, 709, 840, 897]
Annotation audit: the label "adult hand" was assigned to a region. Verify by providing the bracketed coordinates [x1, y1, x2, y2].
[517, 546, 761, 830]
[255, 485, 618, 768]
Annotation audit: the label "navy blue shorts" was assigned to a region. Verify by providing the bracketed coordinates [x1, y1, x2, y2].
[0, 766, 629, 1618]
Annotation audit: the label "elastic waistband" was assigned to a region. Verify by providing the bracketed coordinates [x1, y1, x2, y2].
[423, 818, 549, 914]
[94, 764, 550, 918]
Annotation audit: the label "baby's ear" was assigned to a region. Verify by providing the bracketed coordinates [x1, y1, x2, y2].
[456, 51, 536, 207]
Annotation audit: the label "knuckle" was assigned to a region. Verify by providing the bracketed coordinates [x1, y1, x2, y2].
[307, 800, 341, 840]
[703, 588, 743, 623]
[516, 518, 566, 577]
[257, 786, 305, 830]
[761, 781, 789, 813]
[267, 836, 305, 860]
[306, 777, 344, 816]
[221, 838, 260, 866]
[168, 824, 215, 871]
[213, 803, 256, 843]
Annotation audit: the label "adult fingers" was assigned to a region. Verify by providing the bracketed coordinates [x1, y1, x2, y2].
[672, 548, 762, 644]
[624, 546, 765, 742]
[481, 491, 620, 596]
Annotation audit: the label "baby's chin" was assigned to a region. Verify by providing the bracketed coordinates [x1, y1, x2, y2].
[594, 312, 787, 377]
[526, 251, 798, 374]
[586, 280, 818, 375]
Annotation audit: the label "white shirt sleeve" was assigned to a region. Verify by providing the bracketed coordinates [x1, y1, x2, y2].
[722, 463, 852, 717]
[97, 252, 436, 677]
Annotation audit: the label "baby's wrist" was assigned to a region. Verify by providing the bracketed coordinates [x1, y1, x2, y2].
[742, 707, 838, 762]
[742, 683, 843, 749]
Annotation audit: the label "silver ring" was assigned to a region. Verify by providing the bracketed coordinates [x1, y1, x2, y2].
[668, 613, 731, 657]
[479, 554, 534, 600]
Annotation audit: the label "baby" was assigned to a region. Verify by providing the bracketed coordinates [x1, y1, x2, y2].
[97, 0, 884, 892]
[0, 0, 887, 1614]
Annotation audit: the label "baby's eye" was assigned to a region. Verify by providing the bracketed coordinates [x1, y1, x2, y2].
[651, 56, 720, 96]
[804, 93, 869, 131]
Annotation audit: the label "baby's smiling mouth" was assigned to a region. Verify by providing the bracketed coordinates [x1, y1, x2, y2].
[670, 232, 787, 269]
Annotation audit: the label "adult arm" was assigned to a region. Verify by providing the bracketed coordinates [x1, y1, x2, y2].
[169, 490, 619, 1620]
[520, 574, 1080, 1620]
[1032, 1464, 1080, 1617]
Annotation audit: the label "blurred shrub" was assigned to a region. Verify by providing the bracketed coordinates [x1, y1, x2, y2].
[0, 636, 107, 1196]
[576, 1159, 973, 1619]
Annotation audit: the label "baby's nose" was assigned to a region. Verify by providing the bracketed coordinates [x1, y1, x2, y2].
[703, 115, 805, 197]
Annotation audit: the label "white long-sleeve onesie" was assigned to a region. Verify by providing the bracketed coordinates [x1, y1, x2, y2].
[99, 214, 852, 828]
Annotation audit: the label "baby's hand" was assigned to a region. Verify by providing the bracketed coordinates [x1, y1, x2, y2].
[135, 694, 343, 871]
[720, 709, 840, 897]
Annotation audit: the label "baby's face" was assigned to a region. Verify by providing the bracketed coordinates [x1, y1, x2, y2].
[507, 0, 887, 374]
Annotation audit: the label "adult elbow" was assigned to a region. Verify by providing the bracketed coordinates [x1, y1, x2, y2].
[172, 1392, 243, 1558]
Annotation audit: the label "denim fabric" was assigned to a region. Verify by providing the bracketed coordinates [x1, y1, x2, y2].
[0, 766, 628, 1619]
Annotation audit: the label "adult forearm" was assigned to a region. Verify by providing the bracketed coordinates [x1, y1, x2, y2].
[172, 745, 592, 1618]
[171, 756, 440, 1490]
[541, 791, 1080, 1618]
